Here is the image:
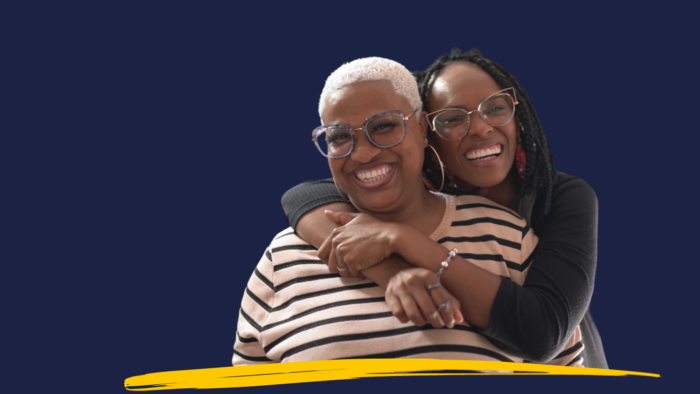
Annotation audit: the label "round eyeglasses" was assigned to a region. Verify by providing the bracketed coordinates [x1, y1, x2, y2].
[427, 87, 519, 141]
[312, 108, 420, 159]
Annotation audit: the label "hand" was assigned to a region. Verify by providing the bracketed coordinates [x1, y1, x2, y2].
[385, 267, 464, 328]
[317, 210, 400, 278]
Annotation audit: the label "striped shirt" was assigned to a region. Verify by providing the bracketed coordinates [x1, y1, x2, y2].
[232, 194, 583, 368]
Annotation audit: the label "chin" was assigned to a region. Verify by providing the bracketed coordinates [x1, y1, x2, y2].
[350, 191, 400, 213]
[465, 172, 509, 189]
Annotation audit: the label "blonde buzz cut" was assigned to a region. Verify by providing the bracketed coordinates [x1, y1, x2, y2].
[318, 57, 422, 123]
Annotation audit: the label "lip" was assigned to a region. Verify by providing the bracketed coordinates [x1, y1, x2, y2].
[463, 142, 504, 168]
[349, 162, 397, 191]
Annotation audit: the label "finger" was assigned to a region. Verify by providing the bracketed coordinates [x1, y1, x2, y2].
[323, 210, 342, 224]
[412, 285, 446, 328]
[324, 210, 359, 226]
[317, 236, 332, 265]
[346, 262, 364, 279]
[342, 252, 365, 279]
[430, 286, 456, 328]
[333, 242, 350, 277]
[398, 294, 427, 327]
[327, 242, 339, 273]
[385, 292, 408, 323]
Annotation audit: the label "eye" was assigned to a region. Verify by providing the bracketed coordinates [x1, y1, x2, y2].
[370, 121, 399, 134]
[484, 106, 507, 114]
[326, 131, 351, 144]
[441, 115, 465, 125]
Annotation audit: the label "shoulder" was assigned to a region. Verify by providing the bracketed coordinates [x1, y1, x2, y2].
[264, 227, 318, 269]
[454, 194, 525, 223]
[532, 172, 598, 237]
[448, 194, 530, 240]
[551, 172, 597, 209]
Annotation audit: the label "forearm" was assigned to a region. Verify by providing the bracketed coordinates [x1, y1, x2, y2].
[392, 224, 501, 330]
[360, 255, 411, 289]
[296, 202, 356, 249]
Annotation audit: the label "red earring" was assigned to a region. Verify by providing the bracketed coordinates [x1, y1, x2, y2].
[516, 142, 526, 179]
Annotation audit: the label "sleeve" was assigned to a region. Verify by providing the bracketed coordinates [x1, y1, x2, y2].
[481, 176, 598, 362]
[281, 179, 348, 230]
[232, 247, 277, 366]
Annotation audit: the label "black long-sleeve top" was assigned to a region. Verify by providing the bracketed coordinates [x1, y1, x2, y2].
[280, 172, 607, 368]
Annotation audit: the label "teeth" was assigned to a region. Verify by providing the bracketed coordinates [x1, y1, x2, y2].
[356, 165, 393, 183]
[466, 145, 502, 160]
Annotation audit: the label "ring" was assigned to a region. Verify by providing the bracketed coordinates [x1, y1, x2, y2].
[337, 265, 348, 272]
[427, 283, 443, 292]
[437, 299, 451, 311]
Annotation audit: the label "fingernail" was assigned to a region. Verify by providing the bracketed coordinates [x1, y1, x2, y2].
[437, 315, 445, 327]
[447, 319, 455, 328]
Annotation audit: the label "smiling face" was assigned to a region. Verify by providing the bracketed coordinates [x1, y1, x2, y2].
[427, 62, 520, 191]
[321, 80, 428, 214]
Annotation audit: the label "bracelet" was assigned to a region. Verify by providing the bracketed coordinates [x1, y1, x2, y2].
[436, 248, 458, 280]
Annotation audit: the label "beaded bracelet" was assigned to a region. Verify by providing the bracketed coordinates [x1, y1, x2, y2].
[436, 248, 458, 280]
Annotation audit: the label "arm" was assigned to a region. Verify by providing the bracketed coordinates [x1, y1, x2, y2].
[281, 179, 350, 233]
[483, 176, 598, 362]
[281, 179, 412, 284]
[389, 224, 502, 330]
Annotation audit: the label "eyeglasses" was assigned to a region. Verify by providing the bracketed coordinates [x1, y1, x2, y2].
[427, 87, 519, 141]
[312, 108, 420, 159]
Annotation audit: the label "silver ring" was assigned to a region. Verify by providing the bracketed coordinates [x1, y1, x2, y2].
[427, 283, 443, 292]
[337, 265, 348, 272]
[437, 299, 451, 311]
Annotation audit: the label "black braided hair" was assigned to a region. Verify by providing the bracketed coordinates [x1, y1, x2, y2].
[414, 48, 558, 216]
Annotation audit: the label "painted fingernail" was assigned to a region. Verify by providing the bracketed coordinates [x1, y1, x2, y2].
[447, 319, 455, 328]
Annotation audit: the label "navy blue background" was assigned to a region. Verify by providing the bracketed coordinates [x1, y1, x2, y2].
[5, 1, 695, 393]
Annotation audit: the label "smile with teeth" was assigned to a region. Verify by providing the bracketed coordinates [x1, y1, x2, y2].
[466, 145, 502, 162]
[354, 164, 395, 183]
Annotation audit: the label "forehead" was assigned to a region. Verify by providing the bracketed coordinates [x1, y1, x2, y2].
[321, 80, 410, 126]
[430, 62, 503, 109]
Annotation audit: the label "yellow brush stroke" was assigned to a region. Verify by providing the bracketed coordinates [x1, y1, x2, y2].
[124, 359, 659, 390]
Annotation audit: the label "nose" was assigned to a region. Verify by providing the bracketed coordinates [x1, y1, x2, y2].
[350, 132, 382, 163]
[467, 112, 493, 139]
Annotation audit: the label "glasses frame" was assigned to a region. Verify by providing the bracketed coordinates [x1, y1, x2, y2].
[312, 108, 420, 159]
[427, 87, 519, 141]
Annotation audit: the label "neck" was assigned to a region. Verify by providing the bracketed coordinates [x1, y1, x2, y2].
[354, 185, 445, 237]
[456, 173, 519, 212]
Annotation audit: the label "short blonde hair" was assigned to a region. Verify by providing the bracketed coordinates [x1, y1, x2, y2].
[318, 57, 422, 123]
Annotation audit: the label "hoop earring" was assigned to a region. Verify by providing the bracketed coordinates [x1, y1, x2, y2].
[426, 144, 444, 192]
[333, 178, 350, 203]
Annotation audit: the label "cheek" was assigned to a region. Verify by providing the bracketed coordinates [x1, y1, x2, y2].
[328, 160, 345, 182]
[433, 139, 461, 165]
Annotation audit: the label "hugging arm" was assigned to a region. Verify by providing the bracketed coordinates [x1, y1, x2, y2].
[481, 177, 599, 362]
[281, 179, 462, 327]
[282, 177, 601, 363]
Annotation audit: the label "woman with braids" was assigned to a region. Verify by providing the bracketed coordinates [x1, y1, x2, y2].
[233, 57, 583, 366]
[281, 48, 607, 368]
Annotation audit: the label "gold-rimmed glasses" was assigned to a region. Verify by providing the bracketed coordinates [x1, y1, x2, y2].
[312, 108, 420, 159]
[427, 87, 519, 141]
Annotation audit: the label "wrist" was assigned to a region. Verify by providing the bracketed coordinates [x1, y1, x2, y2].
[388, 223, 413, 256]
[391, 223, 427, 264]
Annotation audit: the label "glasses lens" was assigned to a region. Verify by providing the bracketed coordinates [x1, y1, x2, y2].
[480, 94, 515, 127]
[433, 109, 469, 140]
[314, 127, 352, 158]
[366, 113, 405, 147]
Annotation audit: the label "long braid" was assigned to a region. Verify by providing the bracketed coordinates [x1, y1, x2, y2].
[415, 48, 558, 217]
